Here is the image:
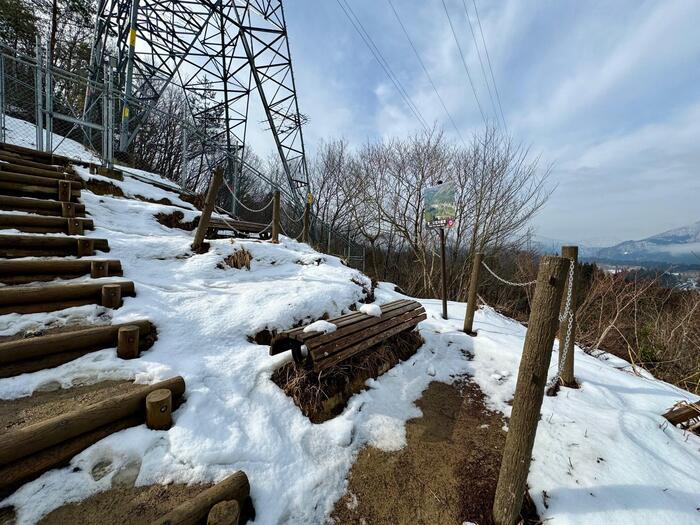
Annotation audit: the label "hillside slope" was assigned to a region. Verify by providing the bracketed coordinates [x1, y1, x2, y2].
[0, 140, 698, 523]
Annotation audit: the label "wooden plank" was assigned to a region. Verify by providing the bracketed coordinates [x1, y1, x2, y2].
[663, 401, 700, 426]
[315, 314, 426, 371]
[310, 308, 425, 361]
[0, 376, 186, 466]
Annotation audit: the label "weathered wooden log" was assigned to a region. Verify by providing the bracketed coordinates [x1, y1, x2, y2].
[0, 161, 72, 180]
[207, 500, 240, 525]
[62, 201, 77, 217]
[0, 142, 76, 166]
[558, 245, 579, 387]
[0, 280, 134, 314]
[0, 213, 92, 234]
[101, 283, 123, 308]
[0, 234, 108, 258]
[117, 325, 141, 359]
[0, 152, 62, 171]
[0, 258, 121, 285]
[0, 376, 186, 466]
[463, 252, 483, 335]
[0, 195, 85, 216]
[0, 320, 153, 366]
[192, 167, 224, 253]
[150, 471, 250, 525]
[0, 180, 80, 200]
[146, 389, 173, 430]
[58, 180, 72, 202]
[492, 256, 568, 525]
[0, 170, 69, 189]
[0, 414, 143, 498]
[271, 190, 280, 243]
[663, 401, 700, 426]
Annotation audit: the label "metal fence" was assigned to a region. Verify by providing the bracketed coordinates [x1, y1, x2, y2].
[0, 43, 365, 269]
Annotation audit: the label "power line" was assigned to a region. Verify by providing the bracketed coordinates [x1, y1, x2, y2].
[460, 0, 502, 130]
[385, 0, 467, 146]
[335, 0, 430, 132]
[439, 0, 488, 127]
[471, 0, 507, 131]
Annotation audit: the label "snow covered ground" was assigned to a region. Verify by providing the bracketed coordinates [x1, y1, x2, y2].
[0, 123, 698, 524]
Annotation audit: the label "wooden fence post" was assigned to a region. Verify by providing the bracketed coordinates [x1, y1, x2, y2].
[117, 325, 140, 359]
[146, 388, 172, 430]
[192, 167, 224, 253]
[463, 252, 483, 335]
[302, 202, 310, 243]
[492, 255, 568, 525]
[271, 190, 280, 243]
[101, 284, 122, 309]
[558, 245, 578, 387]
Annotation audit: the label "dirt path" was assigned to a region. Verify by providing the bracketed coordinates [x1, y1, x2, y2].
[332, 379, 536, 525]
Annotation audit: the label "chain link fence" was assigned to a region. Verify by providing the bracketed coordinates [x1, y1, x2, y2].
[0, 44, 365, 269]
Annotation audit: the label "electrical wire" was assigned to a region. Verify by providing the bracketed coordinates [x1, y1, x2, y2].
[439, 0, 488, 127]
[385, 0, 467, 146]
[335, 0, 430, 132]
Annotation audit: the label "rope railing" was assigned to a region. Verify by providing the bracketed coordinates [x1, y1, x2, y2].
[281, 205, 304, 223]
[221, 178, 274, 214]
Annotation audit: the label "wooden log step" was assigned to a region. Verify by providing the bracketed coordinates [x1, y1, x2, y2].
[0, 376, 185, 496]
[0, 280, 135, 314]
[0, 161, 78, 181]
[0, 170, 82, 189]
[151, 471, 250, 525]
[0, 152, 63, 172]
[0, 320, 155, 378]
[0, 258, 122, 285]
[0, 234, 109, 258]
[0, 180, 81, 202]
[663, 401, 700, 426]
[0, 142, 79, 167]
[0, 213, 93, 234]
[0, 195, 86, 217]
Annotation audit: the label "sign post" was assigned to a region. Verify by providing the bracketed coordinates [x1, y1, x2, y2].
[424, 181, 456, 320]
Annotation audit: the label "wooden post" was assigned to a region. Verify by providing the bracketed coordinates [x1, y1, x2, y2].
[117, 325, 140, 359]
[76, 238, 94, 257]
[146, 388, 172, 430]
[90, 260, 109, 278]
[558, 245, 578, 387]
[492, 255, 568, 525]
[61, 202, 76, 218]
[463, 252, 483, 335]
[57, 180, 71, 202]
[207, 500, 240, 525]
[101, 284, 122, 308]
[271, 190, 280, 243]
[191, 167, 224, 253]
[66, 218, 83, 235]
[439, 227, 448, 319]
[302, 202, 310, 244]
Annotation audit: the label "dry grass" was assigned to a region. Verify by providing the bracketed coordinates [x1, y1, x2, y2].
[271, 330, 423, 423]
[219, 249, 252, 270]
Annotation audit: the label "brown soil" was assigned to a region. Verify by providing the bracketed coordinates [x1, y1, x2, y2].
[0, 380, 136, 433]
[85, 178, 124, 197]
[331, 379, 540, 525]
[155, 210, 196, 231]
[36, 483, 211, 525]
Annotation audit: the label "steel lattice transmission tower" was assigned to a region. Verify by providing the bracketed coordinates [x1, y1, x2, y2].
[88, 0, 309, 199]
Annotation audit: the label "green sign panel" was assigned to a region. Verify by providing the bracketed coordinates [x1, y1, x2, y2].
[424, 182, 456, 228]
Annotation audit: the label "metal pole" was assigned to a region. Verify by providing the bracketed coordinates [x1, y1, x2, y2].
[102, 63, 109, 161]
[327, 226, 332, 254]
[107, 57, 115, 166]
[34, 37, 44, 152]
[119, 0, 140, 152]
[440, 227, 448, 320]
[0, 55, 5, 144]
[44, 44, 53, 153]
[231, 141, 239, 215]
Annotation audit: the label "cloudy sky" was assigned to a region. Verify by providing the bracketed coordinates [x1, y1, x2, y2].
[272, 0, 700, 246]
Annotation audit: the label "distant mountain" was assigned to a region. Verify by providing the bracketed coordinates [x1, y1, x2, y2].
[532, 221, 700, 266]
[596, 220, 700, 265]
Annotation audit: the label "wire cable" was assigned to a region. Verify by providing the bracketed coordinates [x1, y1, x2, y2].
[386, 0, 467, 146]
[471, 0, 507, 131]
[460, 0, 501, 129]
[335, 0, 430, 132]
[440, 0, 488, 127]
